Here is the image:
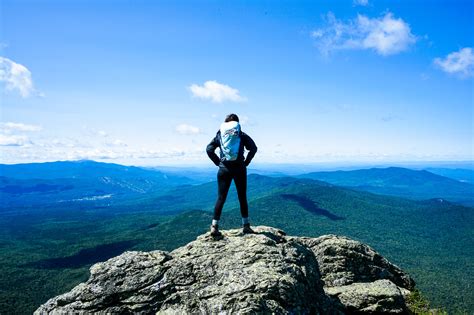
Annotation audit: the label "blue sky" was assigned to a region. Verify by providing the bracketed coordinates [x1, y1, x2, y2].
[1, 0, 473, 166]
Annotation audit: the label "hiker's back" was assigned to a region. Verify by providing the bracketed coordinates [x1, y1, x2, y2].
[219, 121, 242, 162]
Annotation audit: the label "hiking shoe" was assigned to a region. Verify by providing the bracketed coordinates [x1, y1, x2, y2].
[242, 223, 254, 234]
[210, 224, 222, 237]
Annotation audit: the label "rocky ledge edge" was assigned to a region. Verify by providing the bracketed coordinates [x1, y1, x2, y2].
[35, 226, 416, 314]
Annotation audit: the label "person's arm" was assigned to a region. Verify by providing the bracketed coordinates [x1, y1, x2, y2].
[242, 133, 257, 166]
[206, 134, 221, 166]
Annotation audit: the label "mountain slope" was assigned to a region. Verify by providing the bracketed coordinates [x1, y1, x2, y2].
[298, 167, 474, 206]
[0, 160, 182, 181]
[0, 160, 195, 207]
[425, 167, 474, 184]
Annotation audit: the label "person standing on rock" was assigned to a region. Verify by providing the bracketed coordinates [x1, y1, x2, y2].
[206, 113, 258, 237]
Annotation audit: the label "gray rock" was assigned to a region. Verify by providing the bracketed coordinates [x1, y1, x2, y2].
[325, 280, 410, 314]
[35, 226, 415, 314]
[35, 251, 173, 314]
[296, 235, 415, 290]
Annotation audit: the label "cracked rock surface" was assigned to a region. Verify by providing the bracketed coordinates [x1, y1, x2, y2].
[35, 226, 415, 314]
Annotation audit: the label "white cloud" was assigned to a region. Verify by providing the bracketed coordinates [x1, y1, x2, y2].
[105, 139, 128, 147]
[0, 122, 41, 146]
[189, 80, 246, 103]
[81, 127, 111, 138]
[175, 124, 201, 135]
[130, 149, 186, 159]
[312, 12, 417, 56]
[434, 47, 474, 77]
[97, 130, 108, 137]
[354, 0, 369, 6]
[0, 57, 37, 97]
[0, 134, 30, 146]
[0, 144, 189, 163]
[0, 122, 42, 133]
[239, 115, 249, 125]
[51, 138, 76, 148]
[0, 124, 205, 164]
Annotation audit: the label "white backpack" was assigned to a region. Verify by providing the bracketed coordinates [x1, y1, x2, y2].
[219, 121, 241, 161]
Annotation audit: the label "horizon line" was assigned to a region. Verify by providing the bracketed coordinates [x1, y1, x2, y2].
[1, 158, 473, 168]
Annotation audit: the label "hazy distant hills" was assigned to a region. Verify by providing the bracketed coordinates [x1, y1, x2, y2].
[2, 161, 473, 209]
[0, 160, 195, 207]
[87, 174, 332, 215]
[298, 167, 474, 206]
[425, 167, 474, 184]
[0, 160, 192, 182]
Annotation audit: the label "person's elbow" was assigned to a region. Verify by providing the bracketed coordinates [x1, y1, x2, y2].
[206, 144, 215, 154]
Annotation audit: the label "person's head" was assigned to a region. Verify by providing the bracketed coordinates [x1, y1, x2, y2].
[224, 113, 239, 123]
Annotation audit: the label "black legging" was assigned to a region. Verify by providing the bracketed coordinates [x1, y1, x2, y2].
[213, 163, 248, 220]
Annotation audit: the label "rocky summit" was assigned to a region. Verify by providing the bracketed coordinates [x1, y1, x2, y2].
[35, 226, 416, 314]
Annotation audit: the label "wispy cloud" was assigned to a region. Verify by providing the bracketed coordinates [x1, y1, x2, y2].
[0, 144, 189, 163]
[81, 126, 112, 138]
[434, 47, 474, 78]
[97, 130, 108, 137]
[238, 115, 258, 127]
[0, 122, 42, 133]
[175, 124, 201, 135]
[420, 73, 430, 81]
[239, 115, 249, 125]
[0, 122, 41, 146]
[105, 139, 128, 147]
[0, 134, 31, 146]
[0, 124, 204, 164]
[380, 114, 403, 122]
[0, 57, 39, 98]
[189, 80, 246, 103]
[312, 12, 417, 56]
[353, 0, 369, 6]
[51, 138, 77, 148]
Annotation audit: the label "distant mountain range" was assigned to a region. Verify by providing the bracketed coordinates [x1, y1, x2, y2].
[298, 167, 474, 206]
[2, 161, 473, 209]
[0, 160, 195, 207]
[425, 167, 474, 184]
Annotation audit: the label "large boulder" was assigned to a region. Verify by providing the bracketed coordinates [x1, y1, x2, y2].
[296, 235, 415, 290]
[35, 226, 415, 314]
[325, 280, 410, 314]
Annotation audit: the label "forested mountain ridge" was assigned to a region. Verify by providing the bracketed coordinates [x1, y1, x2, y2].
[298, 166, 474, 206]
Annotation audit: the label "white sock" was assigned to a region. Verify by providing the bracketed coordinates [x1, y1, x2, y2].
[212, 219, 219, 226]
[242, 217, 249, 225]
